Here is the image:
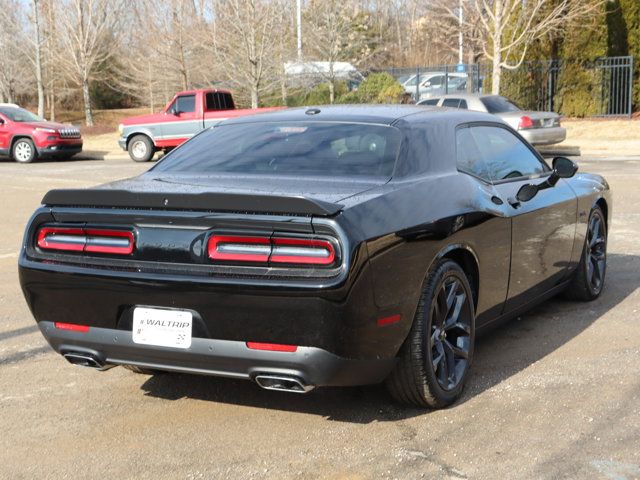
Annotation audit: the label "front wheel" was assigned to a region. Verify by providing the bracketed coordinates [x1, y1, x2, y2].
[127, 135, 155, 162]
[564, 206, 607, 301]
[12, 138, 37, 163]
[386, 259, 475, 408]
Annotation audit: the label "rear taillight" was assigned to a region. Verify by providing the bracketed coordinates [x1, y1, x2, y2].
[37, 227, 134, 255]
[518, 115, 534, 130]
[271, 238, 335, 265]
[208, 235, 271, 262]
[207, 235, 337, 266]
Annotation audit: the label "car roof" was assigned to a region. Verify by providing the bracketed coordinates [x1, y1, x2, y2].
[221, 104, 498, 126]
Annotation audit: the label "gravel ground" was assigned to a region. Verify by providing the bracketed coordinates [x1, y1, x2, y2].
[0, 155, 639, 480]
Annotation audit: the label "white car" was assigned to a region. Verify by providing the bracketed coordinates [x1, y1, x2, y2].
[402, 72, 467, 100]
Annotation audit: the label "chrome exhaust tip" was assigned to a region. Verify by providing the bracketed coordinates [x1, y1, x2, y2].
[62, 352, 108, 370]
[254, 374, 314, 393]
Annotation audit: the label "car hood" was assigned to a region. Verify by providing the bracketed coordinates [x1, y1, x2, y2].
[25, 120, 77, 130]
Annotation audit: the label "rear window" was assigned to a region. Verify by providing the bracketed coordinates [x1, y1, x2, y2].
[205, 92, 235, 111]
[480, 96, 521, 113]
[153, 122, 403, 178]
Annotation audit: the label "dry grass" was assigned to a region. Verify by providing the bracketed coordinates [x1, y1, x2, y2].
[56, 107, 150, 133]
[561, 118, 640, 156]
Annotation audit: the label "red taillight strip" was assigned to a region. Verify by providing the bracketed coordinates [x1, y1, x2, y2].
[54, 322, 90, 333]
[208, 235, 271, 262]
[207, 235, 337, 266]
[37, 227, 135, 255]
[37, 227, 85, 252]
[246, 342, 298, 352]
[270, 237, 335, 265]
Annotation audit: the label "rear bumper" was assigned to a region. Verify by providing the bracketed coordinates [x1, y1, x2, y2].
[118, 137, 127, 150]
[520, 127, 566, 146]
[38, 321, 396, 387]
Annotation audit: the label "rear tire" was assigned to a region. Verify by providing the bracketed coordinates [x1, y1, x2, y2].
[386, 259, 475, 408]
[127, 134, 155, 162]
[12, 138, 37, 163]
[564, 206, 607, 301]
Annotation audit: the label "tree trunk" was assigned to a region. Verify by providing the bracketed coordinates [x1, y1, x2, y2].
[82, 77, 94, 126]
[251, 87, 259, 109]
[329, 81, 335, 103]
[491, 0, 503, 95]
[33, 0, 45, 118]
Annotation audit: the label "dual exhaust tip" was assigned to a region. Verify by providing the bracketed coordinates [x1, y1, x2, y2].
[63, 352, 315, 394]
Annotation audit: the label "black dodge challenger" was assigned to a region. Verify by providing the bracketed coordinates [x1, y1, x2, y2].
[19, 105, 611, 408]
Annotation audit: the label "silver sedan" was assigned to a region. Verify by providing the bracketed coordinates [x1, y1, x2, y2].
[418, 94, 567, 146]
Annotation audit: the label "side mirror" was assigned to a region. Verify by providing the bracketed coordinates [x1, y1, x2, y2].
[552, 156, 578, 179]
[516, 183, 539, 203]
[167, 106, 179, 116]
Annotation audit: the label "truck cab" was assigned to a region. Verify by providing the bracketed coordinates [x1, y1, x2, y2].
[118, 89, 282, 162]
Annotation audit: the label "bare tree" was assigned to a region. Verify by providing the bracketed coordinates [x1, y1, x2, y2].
[303, 0, 365, 103]
[470, 0, 602, 94]
[212, 0, 285, 108]
[0, 1, 32, 103]
[28, 0, 46, 117]
[56, 0, 124, 125]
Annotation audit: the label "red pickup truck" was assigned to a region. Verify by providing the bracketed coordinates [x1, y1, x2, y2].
[118, 89, 282, 162]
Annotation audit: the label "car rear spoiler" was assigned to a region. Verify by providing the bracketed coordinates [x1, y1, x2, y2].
[41, 189, 343, 217]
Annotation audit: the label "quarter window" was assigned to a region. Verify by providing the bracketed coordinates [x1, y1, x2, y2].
[470, 125, 548, 181]
[456, 127, 491, 182]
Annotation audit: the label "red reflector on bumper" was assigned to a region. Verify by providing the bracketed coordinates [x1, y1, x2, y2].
[54, 322, 90, 333]
[246, 342, 298, 352]
[377, 314, 401, 327]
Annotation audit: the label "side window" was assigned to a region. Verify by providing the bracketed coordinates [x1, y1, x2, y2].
[205, 92, 235, 111]
[428, 75, 444, 87]
[170, 95, 196, 114]
[470, 125, 549, 181]
[442, 98, 461, 108]
[456, 127, 491, 182]
[459, 100, 468, 109]
[421, 98, 440, 106]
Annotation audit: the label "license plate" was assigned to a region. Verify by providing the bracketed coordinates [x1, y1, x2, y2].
[132, 307, 193, 349]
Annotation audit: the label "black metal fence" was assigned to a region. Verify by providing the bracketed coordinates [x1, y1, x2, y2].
[382, 56, 635, 117]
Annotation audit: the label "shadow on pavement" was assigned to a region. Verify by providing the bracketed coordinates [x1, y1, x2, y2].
[139, 253, 639, 422]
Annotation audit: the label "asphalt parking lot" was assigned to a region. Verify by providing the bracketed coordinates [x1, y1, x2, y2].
[1, 155, 639, 480]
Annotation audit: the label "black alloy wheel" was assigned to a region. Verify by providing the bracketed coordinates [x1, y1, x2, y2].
[429, 276, 473, 391]
[386, 259, 475, 408]
[564, 206, 607, 301]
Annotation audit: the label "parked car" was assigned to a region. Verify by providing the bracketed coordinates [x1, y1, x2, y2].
[403, 72, 467, 100]
[20, 105, 610, 408]
[418, 93, 567, 145]
[0, 104, 82, 163]
[118, 89, 283, 162]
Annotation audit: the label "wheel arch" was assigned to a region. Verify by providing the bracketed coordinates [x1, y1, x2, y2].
[125, 130, 155, 149]
[595, 197, 609, 232]
[434, 244, 480, 309]
[10, 134, 35, 150]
